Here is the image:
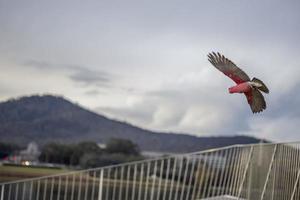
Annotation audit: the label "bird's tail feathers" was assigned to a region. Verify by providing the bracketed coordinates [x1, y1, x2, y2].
[252, 77, 269, 93]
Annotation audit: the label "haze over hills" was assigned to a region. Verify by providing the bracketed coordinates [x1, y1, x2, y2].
[0, 95, 266, 153]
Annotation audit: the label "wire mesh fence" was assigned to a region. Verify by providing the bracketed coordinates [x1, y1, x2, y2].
[1, 142, 300, 200]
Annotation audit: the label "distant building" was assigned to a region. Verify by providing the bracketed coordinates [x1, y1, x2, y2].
[19, 142, 40, 162]
[97, 143, 107, 149]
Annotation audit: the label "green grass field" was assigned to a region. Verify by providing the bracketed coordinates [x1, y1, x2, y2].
[0, 165, 70, 183]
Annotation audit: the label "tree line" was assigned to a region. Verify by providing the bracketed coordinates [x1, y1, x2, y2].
[0, 142, 21, 159]
[0, 138, 144, 169]
[39, 138, 144, 168]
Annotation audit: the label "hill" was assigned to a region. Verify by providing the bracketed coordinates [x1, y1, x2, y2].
[0, 95, 265, 153]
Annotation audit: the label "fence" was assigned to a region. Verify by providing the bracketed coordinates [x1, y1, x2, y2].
[1, 142, 300, 200]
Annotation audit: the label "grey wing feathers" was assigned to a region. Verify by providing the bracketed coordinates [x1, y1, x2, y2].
[208, 52, 250, 84]
[249, 88, 266, 113]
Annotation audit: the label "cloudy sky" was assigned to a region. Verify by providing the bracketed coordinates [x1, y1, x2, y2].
[0, 0, 299, 142]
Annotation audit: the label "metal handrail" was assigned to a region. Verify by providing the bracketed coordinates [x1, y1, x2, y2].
[1, 141, 300, 200]
[0, 143, 242, 186]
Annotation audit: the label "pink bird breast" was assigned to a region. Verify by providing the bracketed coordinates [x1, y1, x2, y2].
[228, 82, 251, 93]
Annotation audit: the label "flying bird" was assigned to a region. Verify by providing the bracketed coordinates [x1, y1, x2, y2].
[208, 52, 269, 113]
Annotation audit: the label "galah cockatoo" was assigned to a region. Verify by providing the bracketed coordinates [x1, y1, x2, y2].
[208, 52, 269, 113]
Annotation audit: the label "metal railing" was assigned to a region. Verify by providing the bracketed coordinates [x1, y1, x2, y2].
[1, 142, 300, 200]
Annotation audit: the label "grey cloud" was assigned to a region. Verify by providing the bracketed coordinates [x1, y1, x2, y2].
[240, 116, 300, 142]
[96, 91, 185, 132]
[68, 67, 111, 87]
[97, 105, 155, 128]
[98, 85, 253, 135]
[23, 59, 113, 87]
[84, 89, 104, 96]
[0, 84, 13, 98]
[267, 81, 300, 118]
[23, 60, 54, 69]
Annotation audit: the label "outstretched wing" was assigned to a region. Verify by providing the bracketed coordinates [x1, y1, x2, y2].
[244, 88, 266, 113]
[208, 52, 250, 84]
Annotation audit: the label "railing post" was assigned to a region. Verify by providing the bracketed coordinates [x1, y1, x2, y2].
[237, 146, 254, 198]
[260, 144, 278, 200]
[290, 168, 300, 200]
[98, 169, 104, 200]
[0, 185, 4, 200]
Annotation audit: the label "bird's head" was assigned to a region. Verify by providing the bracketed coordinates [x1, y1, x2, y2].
[249, 81, 262, 88]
